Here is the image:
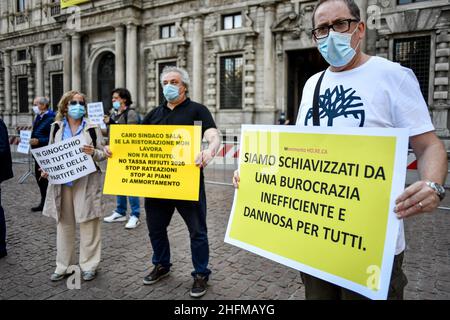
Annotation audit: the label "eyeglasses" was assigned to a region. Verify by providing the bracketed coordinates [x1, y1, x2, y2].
[312, 19, 359, 40]
[69, 100, 86, 106]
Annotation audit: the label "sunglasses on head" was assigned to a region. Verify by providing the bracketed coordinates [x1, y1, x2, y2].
[69, 100, 86, 106]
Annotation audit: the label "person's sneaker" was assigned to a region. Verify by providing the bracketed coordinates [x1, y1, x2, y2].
[103, 211, 127, 223]
[190, 275, 208, 298]
[143, 264, 170, 285]
[50, 273, 65, 282]
[31, 204, 44, 212]
[82, 271, 96, 281]
[125, 216, 140, 229]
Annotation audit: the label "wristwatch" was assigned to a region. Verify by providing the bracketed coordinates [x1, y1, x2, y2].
[426, 181, 446, 201]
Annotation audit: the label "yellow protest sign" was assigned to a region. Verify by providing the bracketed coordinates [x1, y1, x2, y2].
[225, 125, 408, 300]
[61, 0, 89, 8]
[103, 125, 201, 201]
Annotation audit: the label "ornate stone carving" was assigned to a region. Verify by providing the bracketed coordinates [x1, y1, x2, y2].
[176, 20, 186, 41]
[384, 9, 441, 33]
[244, 8, 254, 28]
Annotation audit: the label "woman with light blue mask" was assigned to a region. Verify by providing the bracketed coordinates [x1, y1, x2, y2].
[41, 90, 107, 283]
[103, 88, 142, 229]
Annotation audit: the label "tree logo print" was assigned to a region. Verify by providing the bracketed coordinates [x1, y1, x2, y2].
[305, 85, 365, 127]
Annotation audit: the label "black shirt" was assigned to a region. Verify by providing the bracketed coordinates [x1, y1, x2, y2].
[142, 98, 216, 135]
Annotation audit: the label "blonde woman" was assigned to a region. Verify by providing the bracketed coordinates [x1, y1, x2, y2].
[42, 90, 106, 282]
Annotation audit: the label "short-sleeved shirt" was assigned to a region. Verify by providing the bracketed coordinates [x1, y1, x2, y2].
[143, 98, 217, 189]
[296, 56, 435, 255]
[142, 98, 216, 135]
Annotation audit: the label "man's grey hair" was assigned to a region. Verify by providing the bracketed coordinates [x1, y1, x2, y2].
[312, 0, 361, 27]
[35, 96, 50, 107]
[160, 66, 190, 89]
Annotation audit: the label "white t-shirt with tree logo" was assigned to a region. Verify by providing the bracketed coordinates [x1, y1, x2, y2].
[296, 56, 435, 254]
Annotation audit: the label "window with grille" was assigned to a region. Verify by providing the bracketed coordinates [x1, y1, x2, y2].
[18, 77, 29, 113]
[17, 49, 27, 61]
[393, 36, 431, 101]
[158, 61, 177, 105]
[50, 0, 61, 16]
[51, 43, 62, 56]
[17, 0, 26, 12]
[222, 13, 242, 30]
[160, 24, 176, 39]
[51, 74, 64, 111]
[220, 55, 243, 109]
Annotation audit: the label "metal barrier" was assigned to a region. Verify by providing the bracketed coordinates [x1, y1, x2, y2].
[204, 135, 238, 186]
[9, 130, 34, 184]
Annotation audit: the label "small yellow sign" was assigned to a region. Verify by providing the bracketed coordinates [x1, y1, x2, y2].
[61, 0, 89, 9]
[103, 125, 201, 201]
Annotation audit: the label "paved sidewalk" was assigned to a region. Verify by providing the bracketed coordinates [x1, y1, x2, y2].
[0, 163, 448, 300]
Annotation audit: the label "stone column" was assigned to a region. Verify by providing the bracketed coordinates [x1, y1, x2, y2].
[35, 45, 44, 97]
[63, 35, 71, 92]
[126, 23, 138, 104]
[355, 0, 368, 52]
[433, 29, 450, 138]
[4, 50, 11, 118]
[263, 5, 275, 110]
[115, 25, 125, 88]
[71, 33, 81, 91]
[192, 16, 204, 103]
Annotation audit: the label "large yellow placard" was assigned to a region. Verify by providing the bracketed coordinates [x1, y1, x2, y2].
[226, 125, 408, 299]
[61, 0, 89, 8]
[103, 125, 201, 201]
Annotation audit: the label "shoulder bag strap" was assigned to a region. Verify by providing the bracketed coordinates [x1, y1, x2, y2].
[312, 71, 326, 126]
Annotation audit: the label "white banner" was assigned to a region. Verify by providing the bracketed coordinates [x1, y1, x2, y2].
[31, 136, 97, 185]
[87, 102, 106, 129]
[17, 130, 32, 154]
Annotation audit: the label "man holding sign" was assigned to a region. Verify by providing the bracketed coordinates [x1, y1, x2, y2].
[105, 66, 220, 298]
[30, 97, 55, 212]
[233, 0, 447, 300]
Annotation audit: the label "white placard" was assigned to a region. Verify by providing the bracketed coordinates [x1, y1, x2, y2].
[31, 136, 97, 185]
[17, 130, 32, 154]
[87, 102, 106, 129]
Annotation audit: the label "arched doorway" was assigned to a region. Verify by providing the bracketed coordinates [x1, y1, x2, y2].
[286, 49, 328, 124]
[97, 52, 115, 112]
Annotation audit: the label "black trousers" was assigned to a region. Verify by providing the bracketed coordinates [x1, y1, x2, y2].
[144, 182, 211, 277]
[34, 160, 48, 205]
[0, 186, 6, 254]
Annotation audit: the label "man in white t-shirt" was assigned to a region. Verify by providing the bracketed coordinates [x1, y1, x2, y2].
[233, 0, 447, 300]
[295, 0, 447, 299]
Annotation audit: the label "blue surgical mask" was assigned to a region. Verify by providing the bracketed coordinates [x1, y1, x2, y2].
[163, 84, 180, 102]
[32, 106, 40, 114]
[68, 104, 85, 120]
[317, 27, 360, 68]
[112, 101, 121, 110]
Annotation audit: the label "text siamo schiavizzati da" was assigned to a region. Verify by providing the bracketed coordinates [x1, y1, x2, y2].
[244, 152, 387, 200]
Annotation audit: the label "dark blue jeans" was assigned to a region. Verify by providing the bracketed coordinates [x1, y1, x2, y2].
[0, 186, 6, 255]
[116, 195, 140, 218]
[145, 183, 211, 278]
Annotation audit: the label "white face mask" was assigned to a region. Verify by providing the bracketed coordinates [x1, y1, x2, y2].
[32, 106, 40, 114]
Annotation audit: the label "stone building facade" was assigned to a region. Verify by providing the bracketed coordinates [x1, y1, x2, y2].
[0, 0, 449, 145]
